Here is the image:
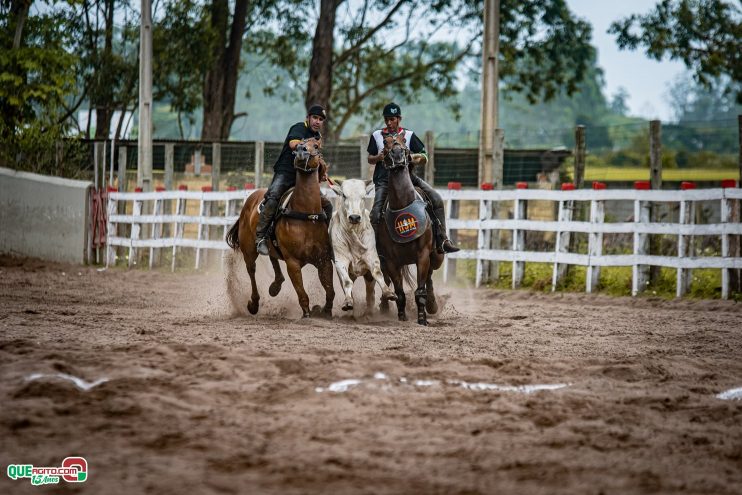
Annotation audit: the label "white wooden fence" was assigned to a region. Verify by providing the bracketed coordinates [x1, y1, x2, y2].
[106, 186, 742, 299]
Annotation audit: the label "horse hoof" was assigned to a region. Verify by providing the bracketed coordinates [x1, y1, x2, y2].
[379, 301, 390, 314]
[384, 294, 397, 302]
[247, 300, 259, 315]
[342, 304, 353, 311]
[302, 312, 310, 318]
[417, 317, 428, 326]
[398, 313, 407, 322]
[322, 308, 333, 319]
[269, 281, 283, 297]
[426, 299, 438, 314]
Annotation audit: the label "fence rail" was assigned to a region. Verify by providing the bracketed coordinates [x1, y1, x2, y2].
[106, 186, 742, 299]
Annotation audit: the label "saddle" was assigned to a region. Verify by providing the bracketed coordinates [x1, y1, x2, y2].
[260, 188, 330, 256]
[383, 189, 432, 244]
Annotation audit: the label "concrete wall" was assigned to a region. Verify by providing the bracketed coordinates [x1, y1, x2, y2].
[0, 167, 92, 264]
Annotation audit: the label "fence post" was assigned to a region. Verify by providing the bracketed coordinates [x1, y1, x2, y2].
[567, 126, 586, 265]
[475, 196, 492, 288]
[164, 143, 174, 190]
[553, 183, 575, 290]
[633, 181, 651, 295]
[359, 135, 369, 180]
[443, 185, 460, 283]
[106, 188, 117, 267]
[649, 120, 663, 285]
[194, 148, 202, 176]
[586, 182, 605, 293]
[482, 128, 505, 284]
[424, 130, 435, 184]
[149, 187, 165, 268]
[512, 183, 527, 288]
[171, 185, 188, 272]
[212, 142, 221, 191]
[676, 182, 696, 297]
[117, 145, 128, 192]
[732, 115, 742, 293]
[721, 181, 736, 299]
[195, 186, 211, 270]
[255, 141, 264, 188]
[128, 188, 143, 268]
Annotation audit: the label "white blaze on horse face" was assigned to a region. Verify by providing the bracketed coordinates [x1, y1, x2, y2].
[341, 180, 366, 224]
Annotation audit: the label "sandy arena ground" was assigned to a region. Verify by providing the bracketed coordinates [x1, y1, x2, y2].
[1, 253, 741, 494]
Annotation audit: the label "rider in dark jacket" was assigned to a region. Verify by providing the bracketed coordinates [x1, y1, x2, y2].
[255, 105, 333, 256]
[367, 102, 459, 253]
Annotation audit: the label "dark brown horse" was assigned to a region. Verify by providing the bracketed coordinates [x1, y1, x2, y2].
[377, 132, 444, 325]
[225, 137, 334, 318]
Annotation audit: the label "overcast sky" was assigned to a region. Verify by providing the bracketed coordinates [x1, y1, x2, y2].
[566, 0, 688, 121]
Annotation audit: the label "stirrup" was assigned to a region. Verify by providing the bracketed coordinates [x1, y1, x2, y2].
[256, 237, 270, 256]
[439, 238, 460, 254]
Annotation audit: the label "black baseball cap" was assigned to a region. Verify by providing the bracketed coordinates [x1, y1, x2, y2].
[307, 104, 327, 119]
[383, 103, 401, 118]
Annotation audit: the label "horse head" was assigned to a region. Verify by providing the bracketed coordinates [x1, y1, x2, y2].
[330, 179, 374, 225]
[382, 132, 409, 170]
[293, 137, 323, 173]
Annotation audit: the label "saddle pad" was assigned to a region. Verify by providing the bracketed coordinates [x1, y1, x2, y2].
[384, 199, 430, 243]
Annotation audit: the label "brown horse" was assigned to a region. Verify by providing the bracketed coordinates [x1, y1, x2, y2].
[377, 132, 444, 325]
[225, 137, 334, 318]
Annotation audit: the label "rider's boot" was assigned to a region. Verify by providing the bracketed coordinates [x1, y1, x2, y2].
[255, 198, 278, 256]
[433, 206, 460, 254]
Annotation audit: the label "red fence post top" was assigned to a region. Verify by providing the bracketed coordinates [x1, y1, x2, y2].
[227, 186, 237, 191]
[515, 182, 528, 189]
[134, 187, 143, 192]
[680, 181, 697, 190]
[107, 186, 118, 193]
[201, 185, 213, 192]
[447, 181, 462, 190]
[592, 181, 606, 190]
[721, 179, 737, 188]
[244, 182, 256, 190]
[634, 180, 651, 190]
[560, 183, 575, 191]
[178, 185, 188, 191]
[480, 182, 494, 190]
[155, 186, 166, 192]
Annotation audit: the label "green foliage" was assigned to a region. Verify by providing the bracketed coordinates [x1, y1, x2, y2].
[609, 0, 742, 103]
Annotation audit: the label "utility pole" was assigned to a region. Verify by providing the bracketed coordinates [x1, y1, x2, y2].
[137, 0, 153, 191]
[478, 0, 501, 187]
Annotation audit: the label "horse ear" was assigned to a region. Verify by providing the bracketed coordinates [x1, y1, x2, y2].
[365, 181, 375, 196]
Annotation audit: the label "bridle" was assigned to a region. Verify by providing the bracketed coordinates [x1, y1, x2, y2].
[382, 132, 409, 170]
[293, 138, 323, 173]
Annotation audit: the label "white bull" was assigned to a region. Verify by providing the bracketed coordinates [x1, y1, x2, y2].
[329, 179, 396, 314]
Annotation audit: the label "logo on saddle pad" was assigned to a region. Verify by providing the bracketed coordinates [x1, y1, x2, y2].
[385, 199, 429, 243]
[395, 213, 419, 237]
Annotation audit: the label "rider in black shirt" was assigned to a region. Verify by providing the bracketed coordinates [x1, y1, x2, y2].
[255, 105, 333, 256]
[367, 102, 459, 254]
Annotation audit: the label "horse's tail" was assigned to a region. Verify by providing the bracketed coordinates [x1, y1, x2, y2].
[226, 219, 240, 249]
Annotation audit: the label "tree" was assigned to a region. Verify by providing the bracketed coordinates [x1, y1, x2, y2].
[610, 87, 630, 115]
[609, 0, 742, 103]
[305, 0, 595, 139]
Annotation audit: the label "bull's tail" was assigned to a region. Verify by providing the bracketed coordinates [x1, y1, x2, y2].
[402, 265, 417, 290]
[226, 219, 240, 249]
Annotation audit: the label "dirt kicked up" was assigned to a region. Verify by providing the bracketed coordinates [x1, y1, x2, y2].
[0, 254, 741, 495]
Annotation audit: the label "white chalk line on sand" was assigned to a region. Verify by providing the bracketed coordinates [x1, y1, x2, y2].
[716, 387, 742, 401]
[26, 373, 109, 391]
[315, 373, 570, 394]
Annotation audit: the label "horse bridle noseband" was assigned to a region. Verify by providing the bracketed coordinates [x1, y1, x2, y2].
[382, 133, 409, 170]
[293, 139, 322, 173]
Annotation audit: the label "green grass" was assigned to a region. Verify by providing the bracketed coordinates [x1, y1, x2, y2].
[449, 259, 739, 300]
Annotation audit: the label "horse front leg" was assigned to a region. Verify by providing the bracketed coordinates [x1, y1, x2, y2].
[317, 259, 335, 318]
[370, 259, 396, 303]
[285, 258, 310, 318]
[425, 274, 438, 314]
[241, 246, 260, 315]
[415, 254, 432, 326]
[333, 259, 355, 311]
[386, 263, 407, 322]
[268, 256, 285, 297]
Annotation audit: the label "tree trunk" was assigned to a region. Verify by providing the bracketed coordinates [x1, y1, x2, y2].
[306, 0, 337, 140]
[94, 0, 115, 140]
[201, 0, 248, 141]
